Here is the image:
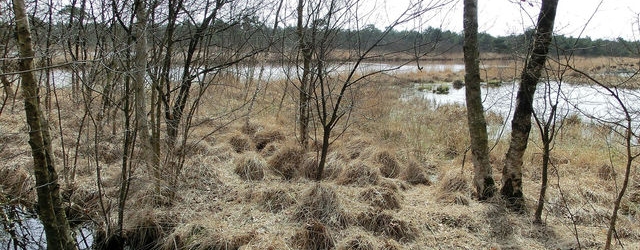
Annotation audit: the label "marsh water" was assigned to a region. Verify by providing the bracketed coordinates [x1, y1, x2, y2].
[405, 80, 640, 130]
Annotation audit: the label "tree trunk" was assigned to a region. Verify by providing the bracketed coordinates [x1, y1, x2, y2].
[462, 0, 495, 200]
[297, 0, 312, 149]
[132, 0, 160, 195]
[502, 0, 558, 211]
[12, 0, 77, 249]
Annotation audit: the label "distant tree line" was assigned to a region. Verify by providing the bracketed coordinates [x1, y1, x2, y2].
[4, 12, 637, 60]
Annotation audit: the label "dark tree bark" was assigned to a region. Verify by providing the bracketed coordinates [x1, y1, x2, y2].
[12, 0, 77, 249]
[502, 0, 559, 211]
[463, 0, 496, 200]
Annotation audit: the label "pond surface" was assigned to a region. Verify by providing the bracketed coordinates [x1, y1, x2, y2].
[405, 81, 640, 132]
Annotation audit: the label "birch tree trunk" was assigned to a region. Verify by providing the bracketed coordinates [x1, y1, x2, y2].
[12, 0, 77, 249]
[132, 0, 160, 196]
[463, 0, 495, 200]
[502, 0, 559, 211]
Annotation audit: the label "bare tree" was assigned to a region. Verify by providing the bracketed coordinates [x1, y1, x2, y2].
[462, 0, 495, 200]
[288, 0, 452, 180]
[11, 0, 77, 248]
[502, 0, 559, 211]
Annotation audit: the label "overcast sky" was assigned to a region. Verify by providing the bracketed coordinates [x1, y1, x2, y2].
[379, 0, 639, 40]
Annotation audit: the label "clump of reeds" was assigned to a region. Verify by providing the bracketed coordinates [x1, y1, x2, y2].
[300, 152, 320, 180]
[160, 223, 254, 250]
[359, 186, 402, 210]
[336, 160, 380, 186]
[253, 129, 285, 151]
[436, 171, 471, 206]
[257, 187, 296, 213]
[597, 164, 616, 181]
[374, 150, 402, 179]
[344, 137, 373, 160]
[0, 165, 34, 205]
[293, 183, 350, 228]
[401, 160, 431, 186]
[355, 210, 417, 242]
[125, 210, 174, 250]
[292, 219, 335, 250]
[267, 145, 305, 180]
[234, 152, 266, 181]
[339, 234, 375, 250]
[229, 132, 253, 153]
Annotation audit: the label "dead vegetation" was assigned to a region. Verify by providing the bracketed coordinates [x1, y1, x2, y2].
[2, 58, 640, 249]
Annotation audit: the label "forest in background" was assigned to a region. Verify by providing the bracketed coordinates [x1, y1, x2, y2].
[2, 0, 640, 249]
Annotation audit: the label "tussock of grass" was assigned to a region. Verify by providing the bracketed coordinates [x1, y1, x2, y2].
[293, 183, 350, 228]
[257, 187, 296, 213]
[401, 160, 431, 186]
[267, 145, 304, 180]
[229, 133, 253, 153]
[359, 187, 402, 210]
[300, 152, 319, 180]
[380, 239, 402, 250]
[375, 150, 402, 178]
[0, 165, 34, 205]
[292, 220, 335, 250]
[322, 152, 346, 180]
[355, 210, 417, 242]
[125, 210, 175, 250]
[162, 223, 255, 250]
[597, 164, 616, 181]
[253, 130, 285, 151]
[344, 137, 373, 160]
[336, 160, 380, 186]
[234, 152, 266, 181]
[339, 234, 375, 250]
[207, 144, 235, 163]
[436, 171, 471, 205]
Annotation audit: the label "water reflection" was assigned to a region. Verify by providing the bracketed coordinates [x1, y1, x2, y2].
[407, 81, 640, 131]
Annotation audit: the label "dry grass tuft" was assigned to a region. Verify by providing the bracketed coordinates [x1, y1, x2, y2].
[360, 187, 402, 210]
[436, 172, 471, 205]
[401, 161, 431, 186]
[229, 133, 253, 153]
[339, 235, 375, 250]
[380, 239, 402, 250]
[0, 165, 34, 205]
[162, 224, 255, 250]
[597, 164, 616, 181]
[207, 144, 235, 163]
[234, 152, 266, 181]
[292, 220, 335, 250]
[257, 187, 296, 213]
[375, 150, 402, 178]
[253, 130, 285, 151]
[323, 152, 346, 180]
[267, 145, 305, 180]
[241, 122, 261, 136]
[293, 183, 350, 228]
[344, 137, 373, 160]
[125, 210, 174, 250]
[336, 160, 380, 186]
[300, 152, 320, 180]
[355, 210, 417, 242]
